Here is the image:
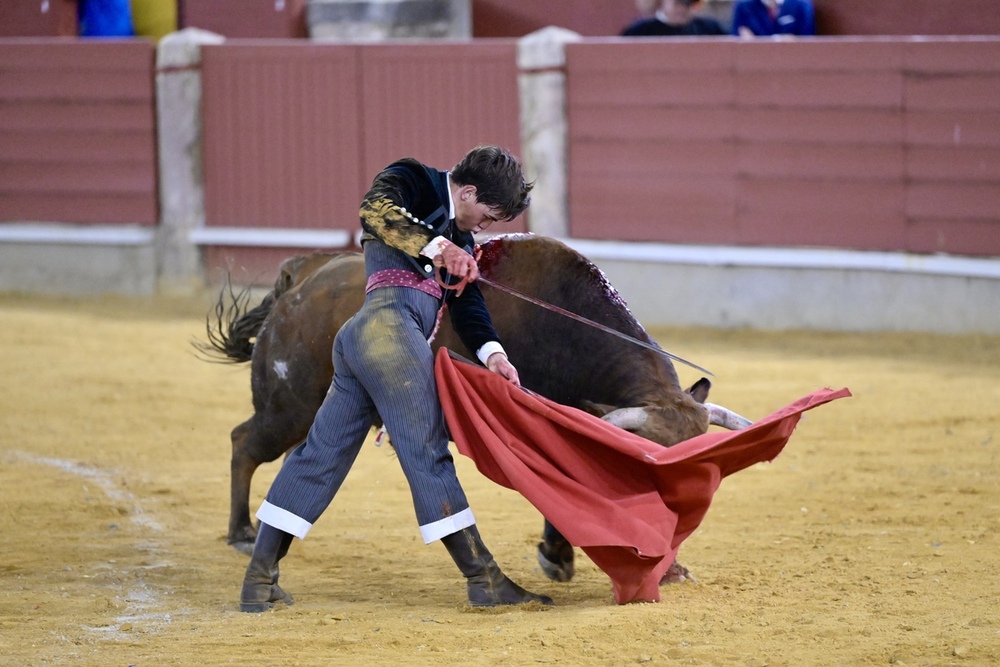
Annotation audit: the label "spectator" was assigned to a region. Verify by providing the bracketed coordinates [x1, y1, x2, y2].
[131, 0, 178, 40]
[78, 0, 135, 37]
[621, 0, 727, 37]
[633, 0, 660, 20]
[730, 0, 815, 37]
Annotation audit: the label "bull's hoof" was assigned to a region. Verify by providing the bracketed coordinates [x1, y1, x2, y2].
[229, 538, 256, 556]
[229, 525, 258, 556]
[660, 560, 698, 585]
[536, 541, 575, 582]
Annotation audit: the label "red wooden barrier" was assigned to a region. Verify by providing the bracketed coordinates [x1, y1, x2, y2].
[199, 40, 524, 281]
[0, 39, 157, 225]
[565, 38, 1000, 258]
[0, 36, 995, 293]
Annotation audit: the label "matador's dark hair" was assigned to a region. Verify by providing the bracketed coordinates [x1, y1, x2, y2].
[451, 145, 534, 221]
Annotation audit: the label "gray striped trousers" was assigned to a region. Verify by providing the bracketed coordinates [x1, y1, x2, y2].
[256, 282, 475, 543]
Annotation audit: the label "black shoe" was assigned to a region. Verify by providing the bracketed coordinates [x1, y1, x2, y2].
[239, 523, 295, 613]
[442, 525, 553, 607]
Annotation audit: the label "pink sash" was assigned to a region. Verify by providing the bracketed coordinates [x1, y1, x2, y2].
[365, 268, 442, 299]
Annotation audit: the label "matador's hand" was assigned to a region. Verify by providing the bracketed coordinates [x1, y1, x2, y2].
[486, 352, 520, 386]
[433, 241, 479, 282]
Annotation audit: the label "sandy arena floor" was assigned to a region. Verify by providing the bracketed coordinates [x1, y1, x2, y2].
[0, 291, 998, 666]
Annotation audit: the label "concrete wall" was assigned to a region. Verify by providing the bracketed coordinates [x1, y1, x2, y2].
[0, 233, 156, 296]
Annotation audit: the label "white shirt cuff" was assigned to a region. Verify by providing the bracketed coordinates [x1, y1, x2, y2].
[420, 236, 450, 259]
[419, 507, 476, 544]
[256, 500, 312, 539]
[476, 341, 505, 366]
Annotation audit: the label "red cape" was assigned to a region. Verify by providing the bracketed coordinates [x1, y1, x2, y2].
[434, 348, 851, 604]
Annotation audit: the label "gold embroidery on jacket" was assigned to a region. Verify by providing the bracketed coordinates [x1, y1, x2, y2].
[359, 196, 434, 257]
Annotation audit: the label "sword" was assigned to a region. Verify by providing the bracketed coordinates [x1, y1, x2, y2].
[476, 275, 714, 377]
[425, 227, 714, 377]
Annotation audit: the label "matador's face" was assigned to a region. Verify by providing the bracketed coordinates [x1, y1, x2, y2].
[453, 185, 504, 234]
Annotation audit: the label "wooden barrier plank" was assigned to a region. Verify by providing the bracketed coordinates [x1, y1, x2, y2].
[570, 172, 737, 243]
[905, 39, 1000, 74]
[907, 182, 1000, 220]
[905, 110, 1000, 148]
[567, 41, 735, 72]
[737, 108, 902, 145]
[0, 40, 154, 70]
[737, 179, 906, 250]
[0, 69, 152, 101]
[568, 70, 736, 107]
[0, 130, 154, 163]
[908, 146, 1000, 182]
[736, 39, 905, 72]
[570, 107, 736, 142]
[0, 100, 154, 131]
[0, 162, 154, 193]
[737, 71, 903, 109]
[0, 192, 156, 225]
[905, 73, 1000, 112]
[738, 143, 904, 181]
[573, 138, 736, 177]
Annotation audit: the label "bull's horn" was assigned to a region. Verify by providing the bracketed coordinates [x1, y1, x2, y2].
[705, 403, 752, 430]
[601, 407, 649, 431]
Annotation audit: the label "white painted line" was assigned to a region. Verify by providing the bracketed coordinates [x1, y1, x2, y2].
[9, 451, 176, 638]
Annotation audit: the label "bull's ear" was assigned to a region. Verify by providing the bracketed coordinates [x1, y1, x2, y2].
[580, 400, 617, 417]
[686, 377, 712, 403]
[275, 256, 305, 295]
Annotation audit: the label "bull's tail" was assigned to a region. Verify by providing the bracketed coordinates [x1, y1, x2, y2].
[194, 276, 276, 363]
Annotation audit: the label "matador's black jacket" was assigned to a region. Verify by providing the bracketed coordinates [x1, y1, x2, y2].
[359, 157, 502, 359]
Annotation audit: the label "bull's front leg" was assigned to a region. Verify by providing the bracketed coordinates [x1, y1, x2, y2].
[535, 519, 697, 586]
[536, 519, 575, 582]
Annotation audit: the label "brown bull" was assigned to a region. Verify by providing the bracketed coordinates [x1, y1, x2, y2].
[203, 234, 749, 583]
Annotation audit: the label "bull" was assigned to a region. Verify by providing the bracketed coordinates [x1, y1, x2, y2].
[203, 234, 750, 583]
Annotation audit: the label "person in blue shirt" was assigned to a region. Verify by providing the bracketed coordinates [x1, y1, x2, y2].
[622, 0, 726, 37]
[78, 0, 134, 37]
[731, 0, 815, 37]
